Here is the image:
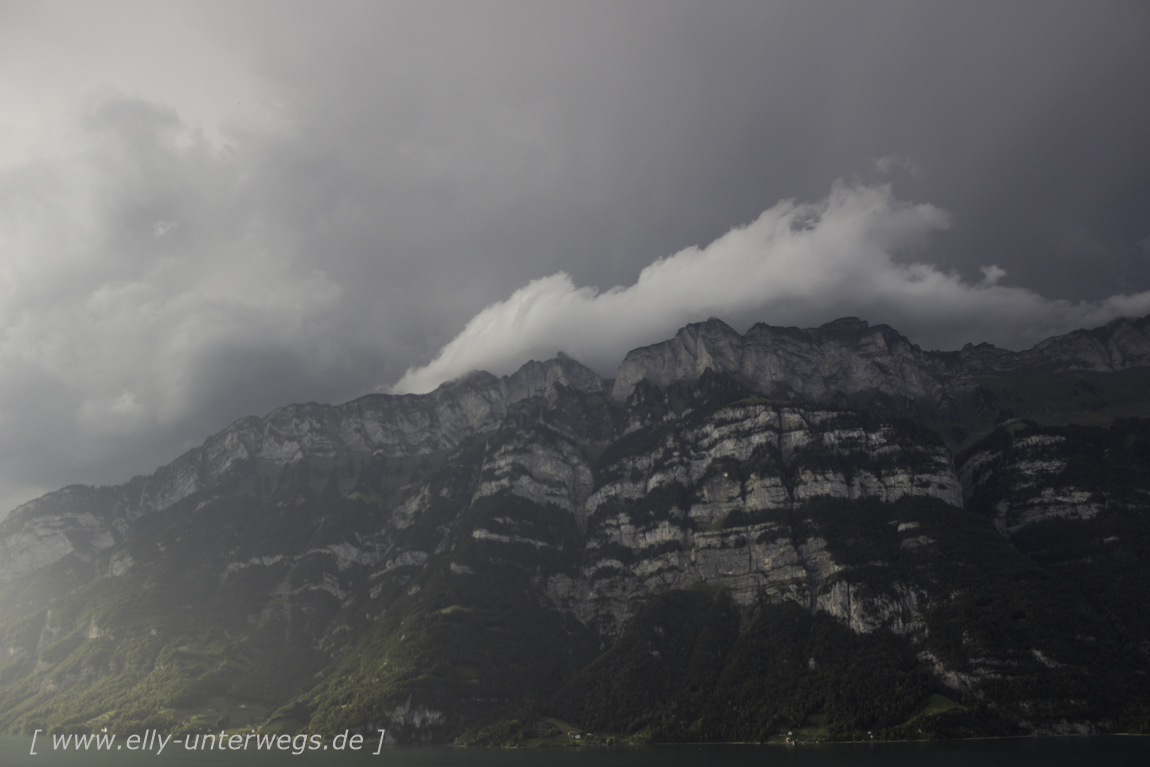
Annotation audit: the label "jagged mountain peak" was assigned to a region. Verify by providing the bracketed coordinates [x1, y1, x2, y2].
[502, 352, 605, 398]
[815, 315, 870, 333]
[9, 312, 1149, 537]
[1020, 313, 1150, 371]
[613, 315, 940, 402]
[614, 313, 1150, 400]
[420, 350, 604, 403]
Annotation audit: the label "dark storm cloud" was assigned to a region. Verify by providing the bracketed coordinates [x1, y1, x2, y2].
[218, 0, 1150, 317]
[0, 90, 353, 509]
[1, 0, 1148, 513]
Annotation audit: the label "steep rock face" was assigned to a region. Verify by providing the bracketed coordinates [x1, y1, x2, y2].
[956, 419, 1150, 682]
[203, 352, 605, 468]
[0, 355, 605, 583]
[7, 312, 1148, 584]
[1012, 314, 1150, 372]
[960, 432, 1102, 534]
[471, 435, 595, 520]
[0, 486, 124, 581]
[612, 317, 945, 403]
[613, 314, 1150, 402]
[521, 400, 962, 634]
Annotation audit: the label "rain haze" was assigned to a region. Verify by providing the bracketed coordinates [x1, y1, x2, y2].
[1, 0, 1149, 516]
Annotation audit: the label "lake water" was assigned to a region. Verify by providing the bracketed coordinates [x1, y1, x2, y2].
[3, 734, 1148, 766]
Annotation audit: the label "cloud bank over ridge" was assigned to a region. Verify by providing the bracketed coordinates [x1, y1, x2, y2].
[395, 183, 1150, 394]
[3, 1, 1149, 517]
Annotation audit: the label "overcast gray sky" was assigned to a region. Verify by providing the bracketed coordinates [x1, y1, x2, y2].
[1, 0, 1149, 514]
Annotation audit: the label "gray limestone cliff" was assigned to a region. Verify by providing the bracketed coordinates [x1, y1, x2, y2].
[613, 314, 1150, 399]
[2, 314, 1150, 741]
[0, 354, 604, 583]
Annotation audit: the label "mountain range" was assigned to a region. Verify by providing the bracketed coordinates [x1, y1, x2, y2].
[2, 314, 1149, 744]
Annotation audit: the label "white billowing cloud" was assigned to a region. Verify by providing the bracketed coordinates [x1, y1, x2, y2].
[152, 220, 178, 238]
[394, 182, 1150, 394]
[871, 154, 922, 177]
[979, 265, 1007, 285]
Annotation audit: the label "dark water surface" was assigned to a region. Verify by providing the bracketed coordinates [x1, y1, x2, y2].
[4, 735, 1148, 766]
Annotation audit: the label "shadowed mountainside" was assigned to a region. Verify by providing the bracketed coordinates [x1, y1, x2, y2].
[2, 315, 1149, 743]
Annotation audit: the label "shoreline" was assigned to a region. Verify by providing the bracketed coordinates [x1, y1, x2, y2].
[498, 731, 1150, 749]
[3, 730, 1146, 748]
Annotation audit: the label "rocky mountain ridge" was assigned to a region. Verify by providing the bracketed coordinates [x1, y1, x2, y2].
[1, 314, 1149, 742]
[6, 313, 1149, 553]
[614, 314, 1150, 399]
